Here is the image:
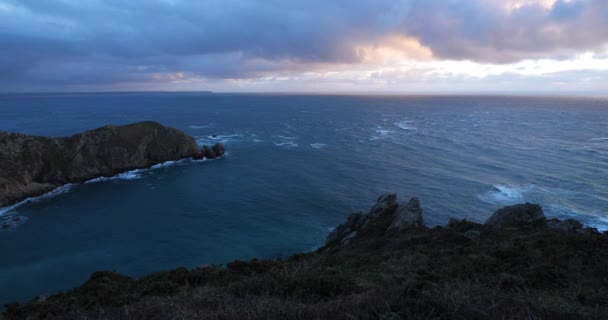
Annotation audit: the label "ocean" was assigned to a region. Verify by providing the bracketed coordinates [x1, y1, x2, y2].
[0, 93, 607, 305]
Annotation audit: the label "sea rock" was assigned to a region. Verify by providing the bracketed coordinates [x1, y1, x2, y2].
[388, 197, 424, 231]
[212, 143, 226, 157]
[485, 203, 545, 227]
[0, 121, 200, 207]
[369, 193, 397, 217]
[545, 218, 591, 233]
[341, 231, 358, 245]
[202, 145, 217, 159]
[464, 230, 481, 240]
[326, 213, 367, 245]
[326, 194, 424, 246]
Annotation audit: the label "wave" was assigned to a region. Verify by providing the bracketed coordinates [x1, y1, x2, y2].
[369, 127, 393, 141]
[188, 124, 213, 129]
[478, 184, 526, 204]
[274, 135, 298, 149]
[478, 183, 608, 231]
[394, 119, 417, 131]
[0, 157, 212, 217]
[0, 184, 75, 217]
[310, 143, 327, 149]
[544, 204, 608, 232]
[86, 170, 144, 183]
[196, 133, 260, 146]
[1, 215, 28, 231]
[590, 137, 608, 141]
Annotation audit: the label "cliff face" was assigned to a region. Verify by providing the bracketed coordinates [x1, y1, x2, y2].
[0, 121, 200, 207]
[4, 195, 607, 320]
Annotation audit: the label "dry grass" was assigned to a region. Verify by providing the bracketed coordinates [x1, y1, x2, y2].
[4, 218, 608, 320]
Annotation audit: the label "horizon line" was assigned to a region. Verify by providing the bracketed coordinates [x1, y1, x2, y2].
[0, 90, 607, 99]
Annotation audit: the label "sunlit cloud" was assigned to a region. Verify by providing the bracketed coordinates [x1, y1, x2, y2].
[0, 0, 607, 93]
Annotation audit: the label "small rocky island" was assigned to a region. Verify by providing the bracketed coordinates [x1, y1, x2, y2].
[0, 121, 225, 207]
[3, 195, 607, 319]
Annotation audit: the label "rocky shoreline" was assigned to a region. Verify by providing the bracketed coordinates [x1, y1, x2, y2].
[0, 121, 225, 209]
[3, 194, 607, 319]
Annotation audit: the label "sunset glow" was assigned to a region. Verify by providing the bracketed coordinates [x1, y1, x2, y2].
[1, 0, 607, 93]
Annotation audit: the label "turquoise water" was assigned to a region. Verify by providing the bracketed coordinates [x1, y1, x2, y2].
[0, 93, 607, 305]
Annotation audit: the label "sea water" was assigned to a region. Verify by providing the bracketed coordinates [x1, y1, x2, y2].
[0, 93, 606, 305]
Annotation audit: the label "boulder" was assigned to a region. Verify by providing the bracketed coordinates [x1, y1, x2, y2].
[388, 197, 424, 231]
[202, 145, 217, 159]
[464, 230, 481, 240]
[341, 231, 357, 245]
[326, 213, 367, 245]
[485, 203, 544, 227]
[545, 218, 590, 233]
[369, 193, 397, 216]
[212, 143, 226, 157]
[325, 194, 425, 246]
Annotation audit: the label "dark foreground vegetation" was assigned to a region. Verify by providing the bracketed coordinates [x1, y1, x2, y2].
[4, 195, 608, 320]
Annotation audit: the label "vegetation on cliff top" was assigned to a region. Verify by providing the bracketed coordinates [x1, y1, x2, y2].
[0, 121, 225, 207]
[3, 195, 607, 320]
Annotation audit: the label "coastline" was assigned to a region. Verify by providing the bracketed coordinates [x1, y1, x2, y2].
[0, 121, 227, 208]
[4, 195, 606, 319]
[0, 157, 220, 218]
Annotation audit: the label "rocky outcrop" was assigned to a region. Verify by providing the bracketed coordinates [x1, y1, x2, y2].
[202, 145, 217, 159]
[369, 193, 396, 217]
[4, 194, 607, 320]
[194, 143, 225, 161]
[0, 121, 202, 207]
[326, 194, 424, 246]
[212, 143, 226, 157]
[388, 197, 424, 231]
[485, 203, 545, 227]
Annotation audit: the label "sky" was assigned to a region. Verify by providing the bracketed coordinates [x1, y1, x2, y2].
[1, 0, 608, 93]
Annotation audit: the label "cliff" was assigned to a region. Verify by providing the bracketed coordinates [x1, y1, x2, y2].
[0, 121, 222, 207]
[3, 195, 607, 320]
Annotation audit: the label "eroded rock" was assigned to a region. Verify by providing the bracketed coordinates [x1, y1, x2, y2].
[369, 193, 396, 217]
[464, 230, 481, 240]
[485, 203, 544, 227]
[212, 143, 226, 157]
[388, 197, 423, 231]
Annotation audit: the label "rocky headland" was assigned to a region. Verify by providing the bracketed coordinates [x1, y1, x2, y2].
[0, 121, 225, 208]
[3, 194, 607, 320]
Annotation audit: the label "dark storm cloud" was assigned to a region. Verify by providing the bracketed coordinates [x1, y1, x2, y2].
[0, 0, 607, 90]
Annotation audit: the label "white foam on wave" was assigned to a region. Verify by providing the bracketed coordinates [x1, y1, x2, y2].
[478, 184, 527, 204]
[274, 141, 299, 148]
[274, 135, 298, 149]
[188, 124, 213, 129]
[0, 157, 214, 217]
[369, 127, 393, 141]
[310, 143, 327, 149]
[394, 119, 417, 131]
[590, 137, 608, 141]
[86, 170, 144, 184]
[478, 184, 608, 231]
[545, 205, 608, 232]
[196, 132, 260, 146]
[0, 184, 75, 216]
[594, 216, 608, 231]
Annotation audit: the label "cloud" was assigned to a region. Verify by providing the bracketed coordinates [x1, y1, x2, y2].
[0, 0, 607, 91]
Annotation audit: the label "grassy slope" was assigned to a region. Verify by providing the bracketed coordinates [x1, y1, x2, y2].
[3, 204, 608, 320]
